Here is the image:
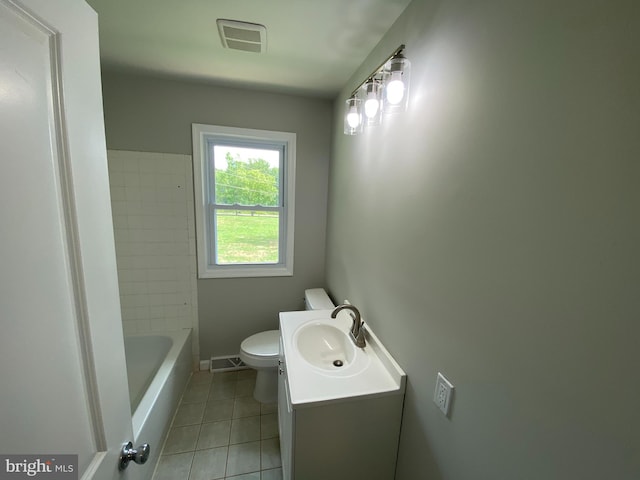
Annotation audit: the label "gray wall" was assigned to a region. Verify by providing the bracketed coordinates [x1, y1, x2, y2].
[326, 0, 640, 479]
[101, 72, 333, 358]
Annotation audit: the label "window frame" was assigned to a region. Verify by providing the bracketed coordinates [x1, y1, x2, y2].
[192, 124, 296, 278]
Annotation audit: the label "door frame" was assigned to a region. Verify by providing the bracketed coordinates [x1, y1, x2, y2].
[1, 1, 134, 478]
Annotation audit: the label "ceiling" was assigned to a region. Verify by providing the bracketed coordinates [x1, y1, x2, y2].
[85, 0, 413, 98]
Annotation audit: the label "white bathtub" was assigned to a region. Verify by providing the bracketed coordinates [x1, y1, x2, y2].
[124, 330, 192, 480]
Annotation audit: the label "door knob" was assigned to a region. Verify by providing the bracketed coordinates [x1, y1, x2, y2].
[118, 441, 150, 470]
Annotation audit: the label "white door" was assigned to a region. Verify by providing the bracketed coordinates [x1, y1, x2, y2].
[0, 1, 136, 479]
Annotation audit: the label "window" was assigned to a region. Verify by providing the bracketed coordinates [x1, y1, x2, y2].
[192, 124, 296, 278]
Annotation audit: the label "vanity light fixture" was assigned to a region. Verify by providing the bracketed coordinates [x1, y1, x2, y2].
[383, 51, 411, 114]
[343, 97, 364, 135]
[363, 79, 383, 126]
[343, 45, 411, 135]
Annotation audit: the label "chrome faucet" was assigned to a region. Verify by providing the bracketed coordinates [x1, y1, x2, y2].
[330, 304, 366, 348]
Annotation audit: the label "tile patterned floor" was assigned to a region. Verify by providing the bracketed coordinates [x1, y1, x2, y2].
[152, 369, 282, 480]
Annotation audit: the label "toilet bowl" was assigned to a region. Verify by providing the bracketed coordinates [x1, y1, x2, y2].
[239, 330, 280, 403]
[239, 288, 334, 403]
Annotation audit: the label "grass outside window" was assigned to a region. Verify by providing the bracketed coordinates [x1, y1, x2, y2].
[215, 211, 279, 264]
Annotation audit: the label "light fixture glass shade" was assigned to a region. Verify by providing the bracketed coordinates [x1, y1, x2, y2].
[383, 54, 411, 114]
[362, 80, 383, 127]
[343, 97, 363, 135]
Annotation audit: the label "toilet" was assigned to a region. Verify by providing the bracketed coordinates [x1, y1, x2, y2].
[239, 288, 335, 403]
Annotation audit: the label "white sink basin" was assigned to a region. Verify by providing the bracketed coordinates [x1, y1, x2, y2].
[295, 322, 355, 370]
[281, 310, 406, 406]
[292, 319, 371, 377]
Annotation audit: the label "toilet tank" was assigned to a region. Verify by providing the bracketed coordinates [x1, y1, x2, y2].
[304, 288, 335, 310]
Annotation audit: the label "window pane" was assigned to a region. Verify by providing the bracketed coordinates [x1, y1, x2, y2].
[213, 145, 280, 207]
[215, 210, 279, 264]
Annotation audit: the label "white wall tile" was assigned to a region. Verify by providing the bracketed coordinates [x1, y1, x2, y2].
[108, 150, 199, 356]
[122, 323, 138, 335]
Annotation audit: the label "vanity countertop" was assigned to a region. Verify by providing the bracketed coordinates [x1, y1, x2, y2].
[279, 309, 406, 408]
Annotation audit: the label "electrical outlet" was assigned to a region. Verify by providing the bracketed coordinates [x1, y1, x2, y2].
[433, 372, 454, 416]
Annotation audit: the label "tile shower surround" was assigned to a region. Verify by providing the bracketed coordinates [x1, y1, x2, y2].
[153, 369, 283, 480]
[107, 150, 199, 361]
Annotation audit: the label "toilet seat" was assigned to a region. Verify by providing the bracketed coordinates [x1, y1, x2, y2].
[240, 330, 280, 368]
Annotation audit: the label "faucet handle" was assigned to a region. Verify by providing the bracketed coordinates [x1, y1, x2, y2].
[350, 325, 367, 348]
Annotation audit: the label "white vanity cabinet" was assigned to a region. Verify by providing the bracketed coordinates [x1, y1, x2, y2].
[278, 311, 406, 480]
[277, 337, 294, 477]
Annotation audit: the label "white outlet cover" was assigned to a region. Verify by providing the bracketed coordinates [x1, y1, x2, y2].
[433, 372, 454, 416]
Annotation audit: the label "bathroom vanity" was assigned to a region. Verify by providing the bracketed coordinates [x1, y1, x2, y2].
[278, 309, 406, 480]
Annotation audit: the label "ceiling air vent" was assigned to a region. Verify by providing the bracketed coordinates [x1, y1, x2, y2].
[217, 19, 267, 54]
